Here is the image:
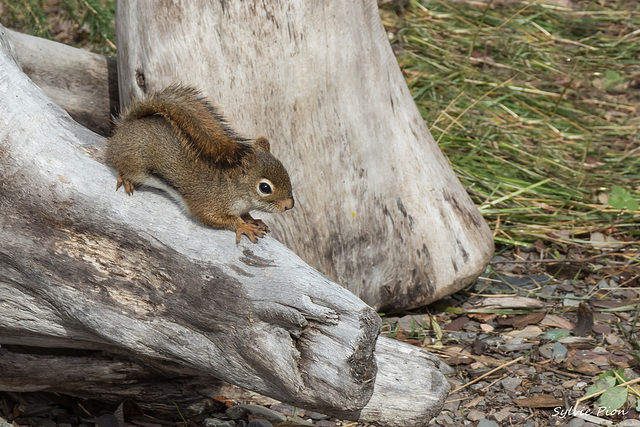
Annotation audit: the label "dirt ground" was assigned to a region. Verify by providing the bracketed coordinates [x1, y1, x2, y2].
[2, 244, 638, 426]
[1, 1, 639, 426]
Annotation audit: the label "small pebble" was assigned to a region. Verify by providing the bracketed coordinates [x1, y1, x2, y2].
[315, 420, 339, 427]
[501, 377, 522, 392]
[466, 409, 484, 421]
[435, 413, 454, 425]
[492, 407, 513, 423]
[203, 419, 236, 427]
[564, 418, 585, 427]
[303, 410, 329, 420]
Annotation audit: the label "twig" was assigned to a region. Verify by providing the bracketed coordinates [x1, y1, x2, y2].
[450, 355, 525, 394]
[445, 395, 476, 404]
[528, 362, 582, 379]
[480, 373, 508, 392]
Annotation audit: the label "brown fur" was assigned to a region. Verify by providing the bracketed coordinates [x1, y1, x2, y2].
[120, 84, 251, 166]
[107, 85, 294, 243]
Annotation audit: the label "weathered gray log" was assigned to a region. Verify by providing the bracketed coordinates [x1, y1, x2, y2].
[0, 23, 376, 414]
[116, 0, 494, 312]
[5, 28, 118, 137]
[0, 26, 449, 426]
[360, 337, 450, 424]
[0, 339, 450, 423]
[4, 1, 494, 312]
[0, 348, 223, 415]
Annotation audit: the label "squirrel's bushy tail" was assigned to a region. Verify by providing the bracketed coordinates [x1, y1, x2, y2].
[121, 84, 251, 165]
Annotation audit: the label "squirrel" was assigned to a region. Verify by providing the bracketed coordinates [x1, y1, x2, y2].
[106, 84, 294, 244]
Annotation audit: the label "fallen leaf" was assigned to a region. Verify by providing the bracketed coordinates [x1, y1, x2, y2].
[480, 323, 495, 333]
[553, 342, 568, 361]
[447, 356, 474, 366]
[558, 337, 596, 348]
[472, 338, 486, 355]
[507, 325, 543, 339]
[468, 312, 497, 322]
[593, 324, 612, 335]
[467, 396, 485, 408]
[214, 395, 235, 408]
[445, 316, 469, 331]
[590, 232, 621, 246]
[565, 358, 603, 375]
[573, 303, 594, 337]
[610, 351, 637, 368]
[541, 314, 574, 329]
[592, 300, 635, 309]
[499, 312, 546, 329]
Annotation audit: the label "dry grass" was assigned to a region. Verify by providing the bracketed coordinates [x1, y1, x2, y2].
[381, 0, 640, 250]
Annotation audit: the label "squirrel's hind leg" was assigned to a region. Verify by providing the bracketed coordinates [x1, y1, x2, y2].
[116, 172, 138, 195]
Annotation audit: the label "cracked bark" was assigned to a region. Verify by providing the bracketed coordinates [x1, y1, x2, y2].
[0, 24, 449, 427]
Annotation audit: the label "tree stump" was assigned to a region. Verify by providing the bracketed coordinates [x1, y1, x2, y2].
[115, 0, 495, 312]
[0, 25, 449, 426]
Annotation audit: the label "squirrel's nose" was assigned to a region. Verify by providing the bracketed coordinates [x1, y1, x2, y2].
[283, 198, 294, 211]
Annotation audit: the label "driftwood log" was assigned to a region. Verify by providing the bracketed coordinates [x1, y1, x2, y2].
[115, 0, 494, 312]
[0, 25, 449, 426]
[6, 2, 494, 312]
[5, 28, 118, 137]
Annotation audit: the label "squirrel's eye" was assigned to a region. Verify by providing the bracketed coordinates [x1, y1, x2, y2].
[258, 181, 273, 195]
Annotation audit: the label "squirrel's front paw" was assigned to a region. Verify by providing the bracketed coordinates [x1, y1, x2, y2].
[116, 173, 137, 195]
[240, 214, 270, 234]
[235, 220, 268, 244]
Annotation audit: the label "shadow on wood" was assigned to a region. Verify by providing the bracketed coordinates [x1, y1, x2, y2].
[0, 26, 449, 427]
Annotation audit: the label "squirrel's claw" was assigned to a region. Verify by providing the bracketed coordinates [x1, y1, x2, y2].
[240, 214, 270, 234]
[235, 219, 268, 244]
[116, 173, 136, 195]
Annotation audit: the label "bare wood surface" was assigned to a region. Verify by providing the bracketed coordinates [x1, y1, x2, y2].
[0, 25, 377, 414]
[0, 348, 222, 415]
[0, 339, 450, 426]
[359, 337, 450, 425]
[0, 26, 449, 426]
[115, 0, 494, 312]
[6, 28, 118, 137]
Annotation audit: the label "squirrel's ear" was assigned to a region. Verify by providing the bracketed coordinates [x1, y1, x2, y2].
[254, 137, 271, 152]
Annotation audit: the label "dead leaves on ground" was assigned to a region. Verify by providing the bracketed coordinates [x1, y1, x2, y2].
[381, 249, 640, 425]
